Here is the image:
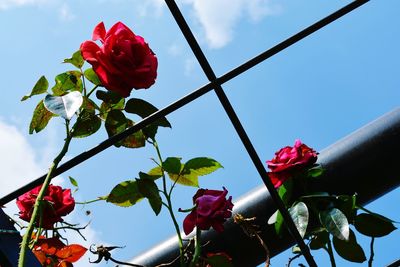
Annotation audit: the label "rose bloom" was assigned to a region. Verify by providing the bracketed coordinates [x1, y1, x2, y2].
[183, 187, 233, 235]
[16, 184, 75, 229]
[266, 139, 318, 188]
[80, 21, 158, 97]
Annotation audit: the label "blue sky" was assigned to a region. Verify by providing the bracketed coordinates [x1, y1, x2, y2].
[0, 0, 399, 266]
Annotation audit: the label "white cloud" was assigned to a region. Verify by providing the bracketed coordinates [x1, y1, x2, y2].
[0, 119, 105, 266]
[0, 120, 44, 200]
[183, 0, 281, 48]
[137, 0, 164, 17]
[0, 0, 48, 10]
[59, 2, 75, 21]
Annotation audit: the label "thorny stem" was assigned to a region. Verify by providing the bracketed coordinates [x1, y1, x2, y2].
[189, 227, 201, 267]
[18, 121, 73, 267]
[152, 140, 185, 266]
[368, 237, 375, 267]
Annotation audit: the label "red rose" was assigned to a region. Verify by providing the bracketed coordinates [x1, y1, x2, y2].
[16, 184, 75, 229]
[80, 21, 158, 97]
[266, 139, 318, 188]
[183, 187, 233, 235]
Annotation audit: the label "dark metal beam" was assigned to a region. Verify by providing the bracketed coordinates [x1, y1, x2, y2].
[130, 108, 400, 266]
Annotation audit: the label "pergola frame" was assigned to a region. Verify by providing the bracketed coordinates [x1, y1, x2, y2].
[2, 0, 397, 266]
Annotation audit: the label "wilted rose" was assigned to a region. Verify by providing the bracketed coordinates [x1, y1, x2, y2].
[80, 21, 158, 97]
[16, 184, 75, 229]
[266, 139, 318, 188]
[183, 187, 233, 235]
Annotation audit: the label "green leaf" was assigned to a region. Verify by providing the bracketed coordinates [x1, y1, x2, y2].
[162, 157, 182, 174]
[205, 254, 233, 267]
[182, 157, 223, 176]
[355, 213, 397, 237]
[139, 171, 162, 181]
[84, 68, 101, 86]
[96, 90, 123, 104]
[168, 173, 199, 187]
[106, 180, 143, 207]
[147, 167, 163, 178]
[52, 71, 83, 95]
[307, 166, 324, 178]
[69, 176, 78, 187]
[104, 109, 127, 147]
[29, 100, 54, 134]
[72, 110, 101, 138]
[333, 229, 366, 263]
[21, 76, 49, 101]
[43, 91, 83, 120]
[137, 178, 162, 215]
[125, 98, 171, 128]
[120, 119, 146, 148]
[274, 210, 284, 237]
[289, 202, 309, 238]
[336, 194, 357, 222]
[278, 179, 293, 206]
[104, 111, 145, 148]
[63, 50, 84, 69]
[309, 230, 329, 250]
[319, 208, 350, 241]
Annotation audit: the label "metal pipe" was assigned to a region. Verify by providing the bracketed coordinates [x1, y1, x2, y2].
[130, 108, 400, 266]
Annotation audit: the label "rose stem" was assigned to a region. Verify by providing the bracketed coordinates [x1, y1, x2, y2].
[18, 121, 73, 267]
[152, 140, 185, 266]
[189, 227, 201, 267]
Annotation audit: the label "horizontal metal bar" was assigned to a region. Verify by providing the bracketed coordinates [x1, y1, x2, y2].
[130, 108, 400, 266]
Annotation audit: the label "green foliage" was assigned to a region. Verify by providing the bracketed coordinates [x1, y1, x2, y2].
[52, 71, 83, 96]
[355, 213, 397, 237]
[147, 167, 163, 178]
[273, 180, 293, 236]
[289, 202, 309, 238]
[307, 166, 324, 178]
[125, 98, 171, 140]
[137, 178, 162, 215]
[319, 208, 349, 241]
[163, 157, 222, 187]
[29, 100, 54, 134]
[63, 50, 84, 69]
[182, 157, 223, 176]
[84, 68, 101, 86]
[44, 91, 83, 120]
[72, 109, 101, 138]
[333, 229, 366, 263]
[21, 76, 49, 101]
[162, 157, 182, 174]
[106, 180, 143, 207]
[69, 176, 79, 187]
[104, 110, 145, 148]
[125, 98, 171, 128]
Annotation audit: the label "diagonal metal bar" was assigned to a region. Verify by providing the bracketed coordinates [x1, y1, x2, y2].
[164, 0, 318, 265]
[0, 0, 369, 212]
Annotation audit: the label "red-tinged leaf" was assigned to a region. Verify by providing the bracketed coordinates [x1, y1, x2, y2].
[56, 244, 87, 262]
